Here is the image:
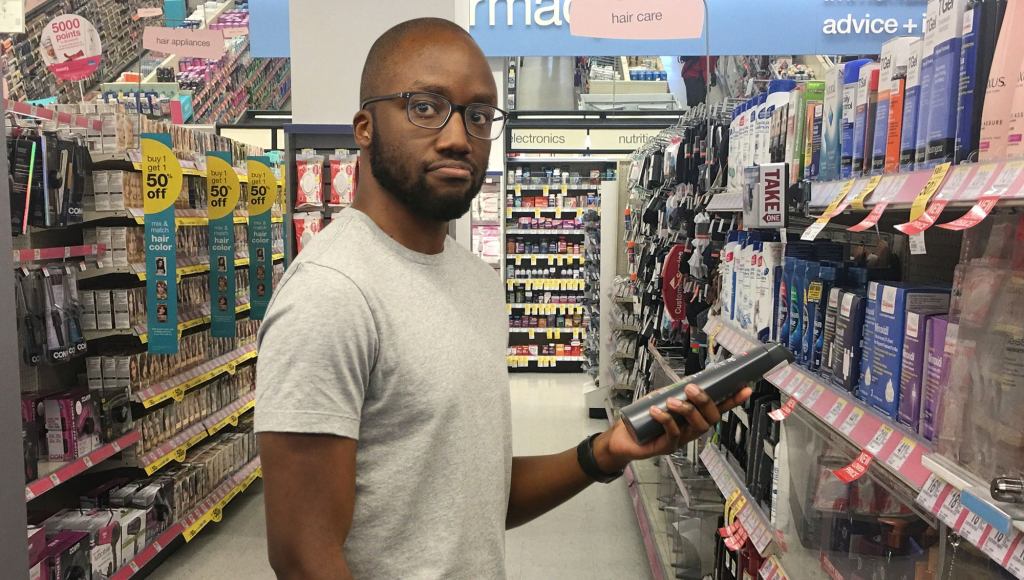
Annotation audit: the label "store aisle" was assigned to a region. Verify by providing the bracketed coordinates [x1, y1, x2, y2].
[150, 373, 650, 580]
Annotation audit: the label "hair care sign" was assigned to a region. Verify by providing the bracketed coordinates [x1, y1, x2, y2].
[569, 0, 703, 40]
[39, 14, 102, 81]
[207, 151, 241, 337]
[142, 133, 183, 354]
[469, 0, 927, 56]
[247, 156, 275, 320]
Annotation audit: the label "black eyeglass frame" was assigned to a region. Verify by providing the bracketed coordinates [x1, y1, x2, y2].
[359, 91, 509, 141]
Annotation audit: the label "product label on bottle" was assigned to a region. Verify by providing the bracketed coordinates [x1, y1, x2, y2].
[143, 133, 182, 354]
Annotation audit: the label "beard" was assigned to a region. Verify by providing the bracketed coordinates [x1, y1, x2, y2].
[369, 120, 485, 222]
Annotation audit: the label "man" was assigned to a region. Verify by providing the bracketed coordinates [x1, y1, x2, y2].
[255, 18, 750, 580]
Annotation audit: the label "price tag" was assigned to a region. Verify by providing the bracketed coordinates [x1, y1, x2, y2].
[847, 174, 909, 232]
[824, 399, 848, 424]
[915, 475, 945, 511]
[534, 208, 542, 218]
[506, 207, 513, 219]
[866, 424, 894, 455]
[112, 441, 122, 452]
[850, 175, 884, 211]
[983, 530, 1014, 562]
[839, 407, 864, 436]
[82, 456, 94, 468]
[885, 436, 917, 471]
[801, 179, 857, 241]
[530, 256, 537, 266]
[832, 450, 874, 483]
[546, 329, 554, 340]
[937, 490, 963, 527]
[803, 385, 825, 408]
[542, 185, 550, 195]
[769, 398, 798, 421]
[910, 163, 952, 221]
[938, 161, 1024, 231]
[25, 488, 35, 501]
[555, 208, 562, 218]
[514, 184, 522, 195]
[49, 473, 61, 486]
[959, 512, 989, 547]
[909, 233, 927, 255]
[573, 329, 580, 340]
[1005, 538, 1024, 575]
[792, 377, 813, 400]
[130, 562, 140, 573]
[528, 329, 535, 339]
[554, 331, 561, 339]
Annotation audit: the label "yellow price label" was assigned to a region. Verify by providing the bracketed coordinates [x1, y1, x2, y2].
[573, 329, 580, 340]
[851, 175, 883, 211]
[506, 207, 513, 219]
[554, 331, 561, 340]
[547, 330, 554, 339]
[555, 208, 562, 218]
[515, 256, 522, 265]
[531, 256, 537, 266]
[528, 329, 535, 339]
[534, 208, 542, 218]
[911, 162, 952, 221]
[514, 184, 522, 194]
[174, 446, 187, 461]
[542, 185, 550, 195]
[506, 304, 513, 314]
[557, 256, 565, 266]
[823, 179, 857, 219]
[561, 183, 568, 195]
[506, 280, 514, 291]
[724, 489, 741, 519]
[576, 209, 584, 218]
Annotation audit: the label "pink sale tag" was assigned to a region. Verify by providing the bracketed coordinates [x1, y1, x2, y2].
[569, 0, 704, 40]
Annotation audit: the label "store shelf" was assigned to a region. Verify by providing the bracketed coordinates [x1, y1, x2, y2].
[3, 99, 103, 131]
[506, 156, 620, 164]
[25, 431, 141, 501]
[508, 185, 601, 191]
[919, 454, 1024, 536]
[506, 279, 585, 290]
[506, 355, 586, 368]
[508, 327, 586, 337]
[700, 444, 782, 559]
[139, 393, 255, 475]
[506, 229, 586, 235]
[84, 300, 251, 344]
[763, 363, 933, 491]
[81, 253, 284, 281]
[112, 457, 262, 580]
[506, 254, 585, 263]
[704, 315, 759, 354]
[913, 466, 1024, 579]
[705, 192, 743, 213]
[507, 303, 585, 315]
[135, 344, 258, 408]
[12, 244, 106, 265]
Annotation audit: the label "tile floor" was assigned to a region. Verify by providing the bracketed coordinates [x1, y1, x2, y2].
[150, 373, 651, 580]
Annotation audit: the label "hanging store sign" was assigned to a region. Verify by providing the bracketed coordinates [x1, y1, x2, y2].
[469, 0, 928, 56]
[40, 14, 102, 81]
[143, 26, 226, 60]
[586, 128, 662, 151]
[142, 133, 183, 354]
[569, 0, 703, 40]
[509, 128, 588, 151]
[246, 156, 276, 320]
[207, 151, 241, 337]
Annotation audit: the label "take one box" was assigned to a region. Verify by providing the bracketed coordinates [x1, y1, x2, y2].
[866, 283, 950, 419]
[897, 310, 943, 430]
[920, 317, 953, 441]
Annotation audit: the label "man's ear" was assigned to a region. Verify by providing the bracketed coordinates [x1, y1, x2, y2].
[353, 110, 372, 148]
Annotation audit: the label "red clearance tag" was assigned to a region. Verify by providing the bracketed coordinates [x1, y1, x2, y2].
[769, 398, 798, 421]
[938, 162, 1021, 231]
[832, 450, 873, 483]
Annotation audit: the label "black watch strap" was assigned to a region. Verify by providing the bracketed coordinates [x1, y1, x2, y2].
[577, 433, 624, 484]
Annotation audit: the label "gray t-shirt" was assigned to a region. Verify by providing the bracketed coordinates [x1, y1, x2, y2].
[255, 209, 512, 579]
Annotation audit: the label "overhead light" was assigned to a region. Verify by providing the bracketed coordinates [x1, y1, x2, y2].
[253, 114, 292, 120]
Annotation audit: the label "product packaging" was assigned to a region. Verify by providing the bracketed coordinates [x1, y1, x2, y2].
[44, 390, 101, 461]
[865, 283, 950, 419]
[756, 242, 785, 343]
[925, 0, 970, 167]
[788, 259, 808, 355]
[833, 291, 867, 392]
[978, 0, 1022, 160]
[841, 59, 873, 178]
[897, 310, 942, 431]
[822, 64, 846, 181]
[798, 261, 822, 366]
[294, 152, 324, 211]
[42, 531, 90, 580]
[918, 315, 951, 440]
[786, 84, 807, 184]
[900, 40, 926, 171]
[329, 152, 357, 206]
[28, 526, 47, 580]
[858, 282, 881, 401]
[914, 0, 944, 168]
[955, 0, 1007, 163]
[853, 62, 881, 176]
[804, 94, 825, 180]
[293, 212, 324, 254]
[874, 37, 917, 174]
[820, 287, 843, 378]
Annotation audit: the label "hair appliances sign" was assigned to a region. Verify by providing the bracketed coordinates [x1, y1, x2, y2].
[469, 0, 928, 56]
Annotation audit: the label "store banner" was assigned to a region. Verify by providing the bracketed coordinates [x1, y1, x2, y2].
[40, 14, 103, 81]
[469, 0, 928, 56]
[247, 156, 275, 320]
[207, 151, 241, 337]
[142, 133, 183, 354]
[143, 27, 226, 60]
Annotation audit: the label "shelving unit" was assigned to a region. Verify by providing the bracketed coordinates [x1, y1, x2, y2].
[25, 431, 141, 501]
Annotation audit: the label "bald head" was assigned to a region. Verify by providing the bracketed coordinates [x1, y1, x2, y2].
[360, 18, 482, 104]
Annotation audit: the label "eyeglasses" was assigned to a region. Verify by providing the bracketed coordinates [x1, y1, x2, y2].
[360, 91, 508, 141]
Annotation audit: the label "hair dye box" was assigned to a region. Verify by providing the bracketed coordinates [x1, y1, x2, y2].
[920, 317, 953, 440]
[897, 310, 943, 430]
[867, 284, 950, 419]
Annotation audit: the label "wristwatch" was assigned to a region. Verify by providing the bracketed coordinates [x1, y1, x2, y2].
[577, 433, 624, 483]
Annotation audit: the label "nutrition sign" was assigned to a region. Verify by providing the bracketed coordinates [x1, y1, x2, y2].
[142, 133, 184, 354]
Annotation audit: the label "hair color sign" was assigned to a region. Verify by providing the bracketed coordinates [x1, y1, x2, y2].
[246, 157, 276, 320]
[39, 14, 102, 81]
[468, 0, 927, 56]
[208, 152, 241, 337]
[143, 134, 183, 354]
